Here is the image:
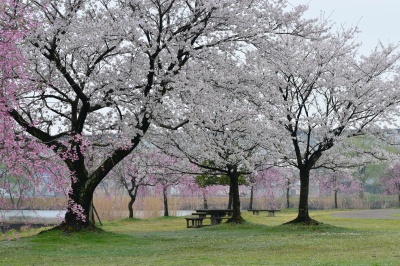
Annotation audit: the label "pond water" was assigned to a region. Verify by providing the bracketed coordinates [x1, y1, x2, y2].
[0, 210, 66, 224]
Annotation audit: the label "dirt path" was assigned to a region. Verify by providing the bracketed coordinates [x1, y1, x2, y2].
[332, 209, 400, 219]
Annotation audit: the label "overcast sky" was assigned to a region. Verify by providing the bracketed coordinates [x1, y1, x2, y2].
[288, 0, 400, 55]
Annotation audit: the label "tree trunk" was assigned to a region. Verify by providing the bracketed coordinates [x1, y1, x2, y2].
[228, 188, 233, 209]
[285, 167, 318, 225]
[128, 197, 135, 218]
[286, 181, 290, 209]
[61, 177, 96, 231]
[89, 200, 95, 224]
[203, 191, 208, 209]
[334, 190, 338, 209]
[249, 186, 254, 209]
[58, 146, 138, 231]
[163, 186, 169, 217]
[227, 167, 244, 224]
[127, 184, 139, 219]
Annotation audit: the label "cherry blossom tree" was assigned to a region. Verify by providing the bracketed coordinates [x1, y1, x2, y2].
[247, 22, 400, 224]
[2, 0, 315, 230]
[380, 164, 400, 206]
[152, 71, 269, 223]
[314, 170, 362, 209]
[1, 0, 34, 197]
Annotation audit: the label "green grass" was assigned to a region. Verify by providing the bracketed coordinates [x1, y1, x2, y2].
[1, 209, 400, 265]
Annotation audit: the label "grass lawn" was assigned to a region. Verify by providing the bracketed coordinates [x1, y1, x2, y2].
[1, 209, 400, 265]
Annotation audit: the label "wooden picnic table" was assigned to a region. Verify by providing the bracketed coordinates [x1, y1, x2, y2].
[195, 209, 233, 225]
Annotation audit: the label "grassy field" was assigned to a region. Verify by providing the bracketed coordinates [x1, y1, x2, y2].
[1, 209, 400, 265]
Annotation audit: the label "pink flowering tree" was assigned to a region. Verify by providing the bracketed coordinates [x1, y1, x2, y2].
[0, 121, 69, 218]
[0, 0, 69, 209]
[314, 171, 362, 209]
[380, 164, 400, 206]
[0, 142, 69, 210]
[0, 115, 70, 211]
[0, 0, 31, 189]
[0, 0, 30, 92]
[0, 0, 70, 222]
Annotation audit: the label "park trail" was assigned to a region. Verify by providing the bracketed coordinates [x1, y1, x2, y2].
[331, 209, 400, 219]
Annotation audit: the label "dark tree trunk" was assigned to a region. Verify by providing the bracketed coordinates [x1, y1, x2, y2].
[163, 186, 169, 217]
[119, 173, 141, 219]
[58, 143, 139, 231]
[61, 175, 97, 231]
[249, 186, 254, 210]
[358, 167, 365, 199]
[203, 191, 208, 209]
[398, 193, 400, 207]
[286, 180, 290, 209]
[285, 167, 318, 225]
[89, 200, 95, 224]
[226, 167, 244, 224]
[128, 198, 135, 218]
[334, 190, 338, 209]
[127, 181, 139, 219]
[228, 188, 233, 209]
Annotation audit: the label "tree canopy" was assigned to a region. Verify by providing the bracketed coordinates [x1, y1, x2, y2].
[2, 0, 400, 229]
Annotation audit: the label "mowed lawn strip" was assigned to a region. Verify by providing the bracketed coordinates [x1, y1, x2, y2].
[1, 209, 400, 265]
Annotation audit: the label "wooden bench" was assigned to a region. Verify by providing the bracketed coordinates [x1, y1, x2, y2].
[247, 209, 281, 217]
[185, 217, 204, 228]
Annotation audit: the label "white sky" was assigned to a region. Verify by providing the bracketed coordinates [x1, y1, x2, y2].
[288, 0, 400, 55]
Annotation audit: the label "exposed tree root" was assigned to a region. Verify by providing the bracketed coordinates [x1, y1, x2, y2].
[226, 215, 245, 224]
[38, 223, 103, 235]
[283, 217, 320, 225]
